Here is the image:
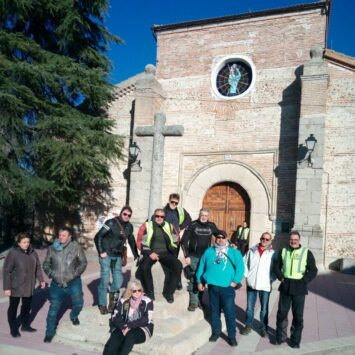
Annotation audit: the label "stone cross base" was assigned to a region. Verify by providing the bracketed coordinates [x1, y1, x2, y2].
[55, 260, 211, 354]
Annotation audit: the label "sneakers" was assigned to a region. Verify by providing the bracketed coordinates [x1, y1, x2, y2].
[71, 318, 80, 326]
[240, 325, 252, 335]
[272, 338, 286, 345]
[98, 305, 108, 315]
[289, 342, 300, 349]
[209, 333, 219, 342]
[43, 335, 54, 343]
[227, 337, 238, 347]
[187, 303, 198, 312]
[21, 325, 37, 332]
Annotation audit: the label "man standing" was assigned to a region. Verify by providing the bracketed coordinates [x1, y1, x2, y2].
[43, 227, 87, 343]
[231, 221, 250, 255]
[181, 208, 219, 311]
[163, 193, 191, 290]
[196, 230, 244, 347]
[240, 232, 275, 337]
[94, 206, 139, 314]
[274, 231, 318, 349]
[136, 208, 182, 303]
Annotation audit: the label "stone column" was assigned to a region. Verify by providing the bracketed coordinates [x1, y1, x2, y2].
[293, 48, 329, 264]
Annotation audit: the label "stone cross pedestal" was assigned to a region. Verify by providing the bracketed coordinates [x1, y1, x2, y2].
[135, 112, 184, 217]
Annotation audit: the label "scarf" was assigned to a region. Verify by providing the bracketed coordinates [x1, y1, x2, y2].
[53, 239, 70, 251]
[214, 243, 229, 271]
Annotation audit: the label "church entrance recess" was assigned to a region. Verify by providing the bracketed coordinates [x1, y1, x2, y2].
[202, 181, 250, 238]
[183, 161, 272, 247]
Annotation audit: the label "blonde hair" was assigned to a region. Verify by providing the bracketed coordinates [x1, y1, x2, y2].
[122, 280, 144, 299]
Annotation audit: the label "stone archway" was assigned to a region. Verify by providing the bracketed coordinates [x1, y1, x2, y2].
[202, 181, 250, 238]
[183, 161, 272, 246]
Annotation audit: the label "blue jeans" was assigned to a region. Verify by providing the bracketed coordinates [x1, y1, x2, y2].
[98, 256, 123, 306]
[245, 287, 270, 330]
[46, 277, 83, 337]
[208, 285, 236, 338]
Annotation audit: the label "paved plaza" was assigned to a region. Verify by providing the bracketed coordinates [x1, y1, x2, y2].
[1, 248, 355, 354]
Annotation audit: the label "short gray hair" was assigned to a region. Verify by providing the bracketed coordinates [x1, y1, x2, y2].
[199, 208, 209, 215]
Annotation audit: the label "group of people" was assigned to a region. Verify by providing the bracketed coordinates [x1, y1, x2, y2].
[2, 192, 318, 354]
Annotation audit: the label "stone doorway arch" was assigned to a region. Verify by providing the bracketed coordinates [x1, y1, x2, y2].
[183, 161, 272, 246]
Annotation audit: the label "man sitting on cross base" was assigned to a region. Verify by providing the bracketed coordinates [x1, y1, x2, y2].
[136, 208, 182, 303]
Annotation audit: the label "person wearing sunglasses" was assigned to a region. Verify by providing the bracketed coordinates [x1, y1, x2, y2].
[136, 208, 182, 303]
[95, 206, 139, 315]
[273, 231, 317, 349]
[240, 232, 275, 338]
[163, 193, 192, 291]
[103, 280, 153, 355]
[181, 208, 219, 311]
[196, 230, 244, 347]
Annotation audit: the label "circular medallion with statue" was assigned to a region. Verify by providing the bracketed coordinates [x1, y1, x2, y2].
[212, 56, 255, 99]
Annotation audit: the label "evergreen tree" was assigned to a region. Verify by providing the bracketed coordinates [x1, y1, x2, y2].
[0, 0, 123, 237]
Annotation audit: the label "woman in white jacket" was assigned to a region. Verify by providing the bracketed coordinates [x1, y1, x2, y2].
[240, 232, 276, 337]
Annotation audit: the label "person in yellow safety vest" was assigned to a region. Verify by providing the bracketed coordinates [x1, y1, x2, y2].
[231, 221, 250, 256]
[163, 193, 192, 290]
[136, 208, 182, 303]
[273, 231, 318, 349]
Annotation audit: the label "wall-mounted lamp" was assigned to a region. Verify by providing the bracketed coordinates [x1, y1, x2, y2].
[298, 134, 317, 167]
[305, 134, 317, 167]
[129, 141, 141, 170]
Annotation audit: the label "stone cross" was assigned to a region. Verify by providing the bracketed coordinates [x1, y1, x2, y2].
[135, 112, 184, 218]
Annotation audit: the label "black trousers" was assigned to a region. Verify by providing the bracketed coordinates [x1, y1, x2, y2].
[276, 292, 305, 345]
[162, 246, 182, 286]
[138, 252, 182, 299]
[8, 296, 32, 332]
[103, 328, 146, 355]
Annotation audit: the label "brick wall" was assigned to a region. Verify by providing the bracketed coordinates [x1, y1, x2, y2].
[324, 64, 355, 259]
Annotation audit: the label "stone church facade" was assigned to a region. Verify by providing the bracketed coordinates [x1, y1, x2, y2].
[96, 2, 354, 267]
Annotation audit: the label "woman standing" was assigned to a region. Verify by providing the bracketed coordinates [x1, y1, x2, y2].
[103, 280, 154, 355]
[3, 232, 45, 337]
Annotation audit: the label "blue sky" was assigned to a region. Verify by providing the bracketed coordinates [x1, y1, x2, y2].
[105, 0, 355, 84]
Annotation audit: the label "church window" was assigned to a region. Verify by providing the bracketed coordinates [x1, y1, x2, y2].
[212, 55, 255, 100]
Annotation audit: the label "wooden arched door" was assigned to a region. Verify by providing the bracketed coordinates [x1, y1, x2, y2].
[202, 182, 250, 238]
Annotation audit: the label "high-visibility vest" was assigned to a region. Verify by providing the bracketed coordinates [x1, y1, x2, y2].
[281, 247, 308, 279]
[177, 207, 185, 225]
[237, 227, 250, 240]
[145, 222, 177, 249]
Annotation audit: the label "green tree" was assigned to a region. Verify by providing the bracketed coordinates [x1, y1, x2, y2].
[0, 0, 123, 238]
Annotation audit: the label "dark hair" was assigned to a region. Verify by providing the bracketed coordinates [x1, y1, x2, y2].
[120, 205, 133, 215]
[169, 193, 180, 201]
[58, 226, 72, 235]
[289, 230, 301, 239]
[15, 232, 31, 244]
